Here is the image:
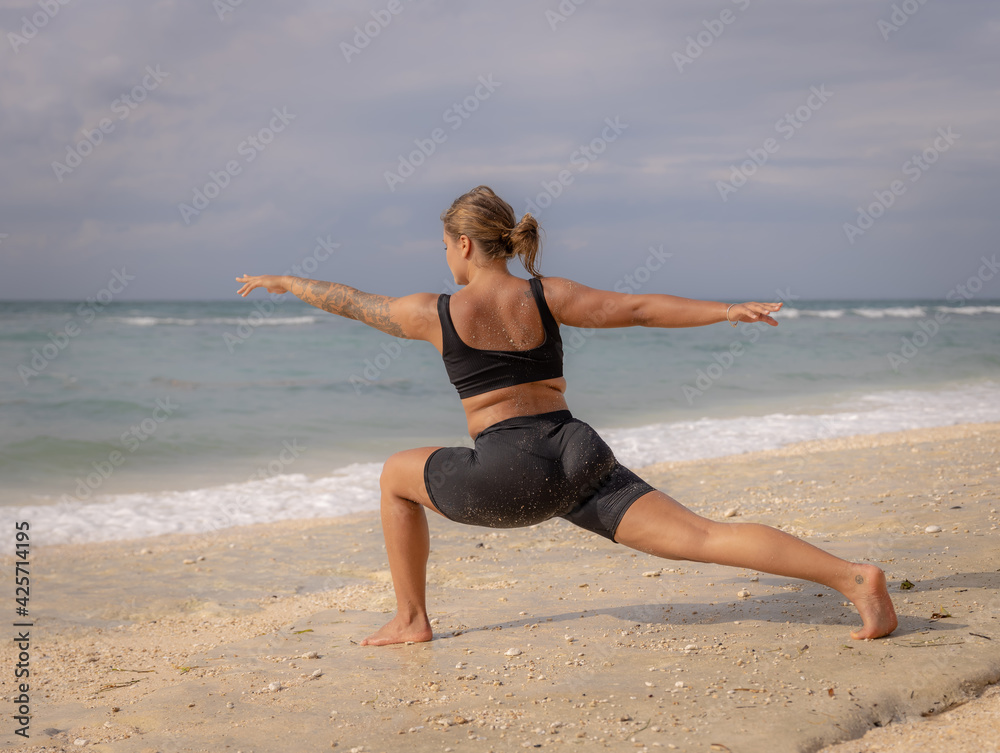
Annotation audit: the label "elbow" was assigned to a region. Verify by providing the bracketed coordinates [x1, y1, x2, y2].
[632, 298, 653, 327]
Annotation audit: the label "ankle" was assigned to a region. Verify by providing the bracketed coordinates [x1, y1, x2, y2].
[843, 563, 882, 594]
[395, 607, 429, 624]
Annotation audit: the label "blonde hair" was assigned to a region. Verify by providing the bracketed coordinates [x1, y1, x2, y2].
[440, 185, 543, 277]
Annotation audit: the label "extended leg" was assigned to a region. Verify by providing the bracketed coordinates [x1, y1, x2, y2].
[360, 447, 444, 647]
[614, 491, 897, 639]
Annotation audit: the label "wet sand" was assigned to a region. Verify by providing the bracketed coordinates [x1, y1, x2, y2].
[1, 422, 998, 753]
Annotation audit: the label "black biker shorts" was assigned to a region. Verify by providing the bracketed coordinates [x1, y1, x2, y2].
[423, 410, 655, 541]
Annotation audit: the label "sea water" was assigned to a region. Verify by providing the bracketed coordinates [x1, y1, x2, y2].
[1, 299, 998, 544]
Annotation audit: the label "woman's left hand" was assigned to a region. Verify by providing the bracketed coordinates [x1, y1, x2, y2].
[728, 301, 783, 326]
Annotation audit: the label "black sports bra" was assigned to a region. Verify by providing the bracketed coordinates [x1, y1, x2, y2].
[438, 277, 564, 399]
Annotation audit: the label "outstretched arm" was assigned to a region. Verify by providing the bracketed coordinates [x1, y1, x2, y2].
[542, 277, 782, 329]
[236, 274, 437, 340]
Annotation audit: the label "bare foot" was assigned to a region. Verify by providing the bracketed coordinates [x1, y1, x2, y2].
[845, 564, 898, 640]
[360, 613, 433, 646]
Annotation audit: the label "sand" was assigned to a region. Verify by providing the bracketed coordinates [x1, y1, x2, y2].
[1, 422, 998, 753]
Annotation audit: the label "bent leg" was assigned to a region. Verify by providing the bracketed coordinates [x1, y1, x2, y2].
[614, 490, 897, 639]
[361, 446, 446, 647]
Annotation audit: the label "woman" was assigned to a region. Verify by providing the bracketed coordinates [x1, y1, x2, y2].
[236, 185, 898, 646]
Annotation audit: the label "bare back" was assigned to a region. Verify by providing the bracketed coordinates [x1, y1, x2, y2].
[436, 277, 568, 437]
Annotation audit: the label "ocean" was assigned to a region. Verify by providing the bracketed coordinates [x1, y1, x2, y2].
[1, 298, 998, 545]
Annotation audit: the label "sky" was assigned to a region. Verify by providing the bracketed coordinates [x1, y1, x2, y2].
[1, 0, 998, 302]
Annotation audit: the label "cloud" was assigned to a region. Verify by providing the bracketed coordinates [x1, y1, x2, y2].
[0, 0, 998, 299]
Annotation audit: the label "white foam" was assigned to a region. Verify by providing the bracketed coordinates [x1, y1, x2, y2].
[779, 308, 846, 319]
[852, 306, 925, 318]
[776, 306, 986, 320]
[108, 316, 319, 327]
[602, 381, 1000, 469]
[111, 316, 196, 326]
[207, 316, 319, 326]
[7, 382, 999, 545]
[806, 309, 846, 318]
[6, 463, 384, 546]
[938, 305, 1000, 316]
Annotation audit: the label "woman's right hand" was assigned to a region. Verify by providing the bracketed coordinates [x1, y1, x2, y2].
[727, 301, 783, 326]
[236, 274, 290, 297]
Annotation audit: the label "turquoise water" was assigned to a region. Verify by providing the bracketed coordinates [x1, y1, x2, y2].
[1, 298, 998, 543]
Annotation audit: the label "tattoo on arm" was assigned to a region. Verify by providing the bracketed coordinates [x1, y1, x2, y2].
[289, 278, 406, 337]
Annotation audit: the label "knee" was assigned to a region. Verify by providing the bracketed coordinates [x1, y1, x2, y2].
[695, 517, 728, 543]
[379, 452, 406, 493]
[669, 516, 720, 562]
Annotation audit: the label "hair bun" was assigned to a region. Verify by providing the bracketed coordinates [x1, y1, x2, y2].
[440, 185, 543, 276]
